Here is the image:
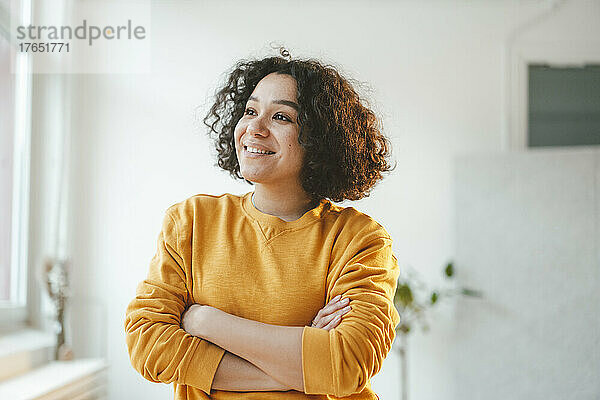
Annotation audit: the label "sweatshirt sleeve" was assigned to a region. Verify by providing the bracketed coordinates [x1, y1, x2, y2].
[301, 233, 401, 397]
[124, 209, 226, 395]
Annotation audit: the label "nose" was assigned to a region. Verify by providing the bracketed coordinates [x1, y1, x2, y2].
[246, 115, 269, 137]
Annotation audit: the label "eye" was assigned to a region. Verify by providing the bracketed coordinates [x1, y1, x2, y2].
[244, 107, 257, 116]
[274, 113, 292, 122]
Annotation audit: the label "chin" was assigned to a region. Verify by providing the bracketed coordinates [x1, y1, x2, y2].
[240, 171, 265, 184]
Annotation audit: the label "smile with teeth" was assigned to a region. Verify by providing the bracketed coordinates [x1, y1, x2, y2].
[244, 146, 275, 155]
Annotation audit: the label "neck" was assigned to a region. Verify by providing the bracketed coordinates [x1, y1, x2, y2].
[252, 183, 319, 222]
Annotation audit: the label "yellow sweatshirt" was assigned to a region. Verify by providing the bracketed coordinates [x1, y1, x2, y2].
[125, 192, 400, 400]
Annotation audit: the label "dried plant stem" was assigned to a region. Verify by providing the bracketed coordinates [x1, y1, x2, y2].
[399, 334, 408, 400]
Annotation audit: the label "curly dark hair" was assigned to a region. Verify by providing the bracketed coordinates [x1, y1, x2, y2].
[203, 55, 395, 202]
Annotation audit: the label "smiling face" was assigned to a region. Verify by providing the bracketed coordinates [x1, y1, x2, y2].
[234, 72, 305, 186]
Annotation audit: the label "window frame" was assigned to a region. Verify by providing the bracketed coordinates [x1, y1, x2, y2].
[508, 41, 600, 150]
[0, 0, 32, 329]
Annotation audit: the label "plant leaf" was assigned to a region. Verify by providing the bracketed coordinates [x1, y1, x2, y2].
[461, 287, 484, 298]
[394, 283, 414, 307]
[397, 323, 411, 334]
[445, 262, 454, 277]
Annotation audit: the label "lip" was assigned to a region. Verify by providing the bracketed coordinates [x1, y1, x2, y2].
[242, 141, 276, 153]
[243, 147, 276, 157]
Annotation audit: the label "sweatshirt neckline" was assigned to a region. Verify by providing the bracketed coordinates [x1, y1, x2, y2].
[241, 191, 330, 231]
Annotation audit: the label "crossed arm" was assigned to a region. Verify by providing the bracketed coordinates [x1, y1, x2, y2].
[211, 351, 290, 391]
[181, 305, 304, 392]
[125, 211, 399, 396]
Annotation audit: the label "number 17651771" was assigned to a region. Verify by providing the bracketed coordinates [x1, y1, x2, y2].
[19, 42, 70, 52]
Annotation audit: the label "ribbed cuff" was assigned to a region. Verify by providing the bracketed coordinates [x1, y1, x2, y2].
[183, 339, 226, 395]
[302, 326, 334, 394]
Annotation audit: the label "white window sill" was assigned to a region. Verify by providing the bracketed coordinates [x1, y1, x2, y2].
[0, 329, 55, 381]
[0, 329, 55, 357]
[0, 358, 107, 400]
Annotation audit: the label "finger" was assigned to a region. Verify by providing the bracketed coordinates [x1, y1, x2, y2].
[328, 295, 341, 304]
[312, 311, 329, 329]
[313, 297, 348, 328]
[330, 305, 351, 321]
[322, 315, 341, 331]
[314, 309, 323, 320]
[326, 296, 347, 311]
[322, 297, 349, 316]
[311, 317, 323, 328]
[336, 306, 352, 317]
[318, 306, 345, 328]
[321, 297, 340, 313]
[337, 305, 351, 317]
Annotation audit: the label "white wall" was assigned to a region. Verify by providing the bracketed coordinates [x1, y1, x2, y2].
[54, 1, 600, 399]
[453, 148, 600, 399]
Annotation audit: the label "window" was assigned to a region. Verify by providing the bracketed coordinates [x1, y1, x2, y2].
[528, 64, 600, 147]
[0, 25, 14, 302]
[507, 42, 600, 150]
[0, 0, 32, 327]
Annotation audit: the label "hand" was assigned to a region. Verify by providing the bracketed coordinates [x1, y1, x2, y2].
[182, 304, 216, 337]
[309, 295, 351, 331]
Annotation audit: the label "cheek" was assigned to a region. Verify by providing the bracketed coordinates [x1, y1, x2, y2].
[233, 123, 245, 147]
[288, 142, 305, 166]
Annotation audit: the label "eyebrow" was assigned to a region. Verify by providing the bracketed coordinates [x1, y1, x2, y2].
[248, 95, 299, 111]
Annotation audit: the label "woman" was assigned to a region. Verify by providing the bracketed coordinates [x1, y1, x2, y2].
[125, 54, 401, 400]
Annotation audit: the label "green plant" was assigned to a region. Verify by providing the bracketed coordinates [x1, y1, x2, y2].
[392, 261, 482, 400]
